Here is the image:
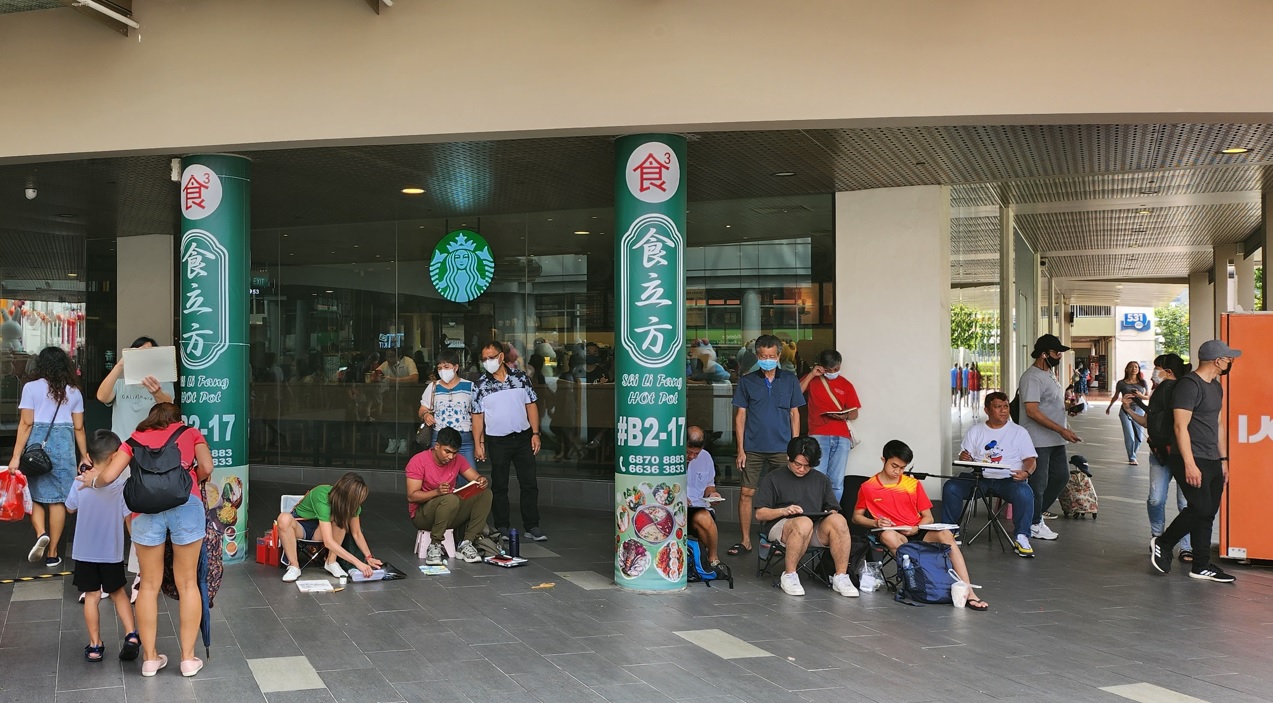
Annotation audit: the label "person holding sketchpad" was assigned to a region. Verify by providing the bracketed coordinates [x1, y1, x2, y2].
[406, 427, 492, 566]
[278, 472, 382, 582]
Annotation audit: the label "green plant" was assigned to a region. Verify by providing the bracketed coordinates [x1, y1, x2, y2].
[950, 303, 978, 351]
[1154, 304, 1189, 359]
[1256, 266, 1264, 311]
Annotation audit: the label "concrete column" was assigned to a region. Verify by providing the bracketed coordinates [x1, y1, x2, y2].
[1235, 248, 1256, 312]
[836, 185, 951, 477]
[740, 289, 761, 343]
[116, 234, 174, 349]
[1189, 271, 1214, 360]
[1214, 244, 1237, 338]
[999, 206, 1016, 397]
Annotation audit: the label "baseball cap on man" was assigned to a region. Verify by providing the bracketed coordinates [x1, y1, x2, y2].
[1030, 334, 1070, 358]
[1197, 339, 1242, 361]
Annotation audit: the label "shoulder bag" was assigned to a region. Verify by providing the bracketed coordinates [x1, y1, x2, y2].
[19, 397, 64, 477]
[415, 382, 437, 447]
[819, 377, 861, 449]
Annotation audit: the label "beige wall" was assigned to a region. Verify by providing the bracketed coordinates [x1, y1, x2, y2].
[6, 0, 1273, 161]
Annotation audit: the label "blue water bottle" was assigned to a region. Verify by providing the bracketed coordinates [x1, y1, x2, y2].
[508, 529, 520, 558]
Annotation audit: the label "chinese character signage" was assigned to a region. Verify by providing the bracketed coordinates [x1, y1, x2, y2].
[179, 155, 250, 563]
[1120, 312, 1149, 331]
[614, 135, 687, 591]
[429, 229, 495, 303]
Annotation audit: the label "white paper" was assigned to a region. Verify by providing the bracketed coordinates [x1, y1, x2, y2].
[704, 496, 726, 503]
[349, 569, 386, 582]
[952, 460, 1006, 470]
[295, 579, 333, 593]
[122, 346, 179, 385]
[980, 468, 1016, 480]
[918, 523, 961, 531]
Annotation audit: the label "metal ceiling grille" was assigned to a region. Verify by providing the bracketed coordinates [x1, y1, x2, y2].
[0, 0, 62, 14]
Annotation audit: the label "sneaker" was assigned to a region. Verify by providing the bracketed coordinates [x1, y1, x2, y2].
[323, 561, 348, 579]
[425, 542, 446, 566]
[281, 566, 303, 582]
[526, 527, 548, 542]
[1189, 566, 1236, 583]
[456, 540, 482, 563]
[1150, 536, 1172, 574]
[395, 440, 409, 455]
[1013, 534, 1035, 558]
[1042, 511, 1059, 520]
[496, 527, 511, 543]
[28, 533, 49, 563]
[45, 556, 62, 568]
[384, 439, 399, 454]
[831, 573, 859, 597]
[779, 571, 805, 596]
[1030, 522, 1059, 540]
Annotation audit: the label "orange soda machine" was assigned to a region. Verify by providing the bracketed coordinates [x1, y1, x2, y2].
[1219, 312, 1273, 562]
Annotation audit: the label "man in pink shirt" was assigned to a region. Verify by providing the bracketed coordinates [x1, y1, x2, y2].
[406, 427, 492, 566]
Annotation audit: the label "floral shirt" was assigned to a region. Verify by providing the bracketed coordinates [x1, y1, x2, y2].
[422, 380, 475, 433]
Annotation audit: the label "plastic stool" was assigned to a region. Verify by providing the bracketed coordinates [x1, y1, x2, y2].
[415, 529, 456, 560]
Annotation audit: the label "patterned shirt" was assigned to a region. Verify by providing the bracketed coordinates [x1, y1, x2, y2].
[855, 474, 933, 526]
[472, 367, 538, 437]
[422, 380, 475, 433]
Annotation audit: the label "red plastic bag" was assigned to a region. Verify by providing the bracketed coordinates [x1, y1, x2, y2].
[0, 470, 28, 523]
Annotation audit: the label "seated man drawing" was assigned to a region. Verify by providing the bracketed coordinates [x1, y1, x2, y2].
[753, 435, 859, 598]
[406, 427, 492, 566]
[939, 391, 1038, 558]
[852, 439, 988, 610]
[685, 425, 723, 567]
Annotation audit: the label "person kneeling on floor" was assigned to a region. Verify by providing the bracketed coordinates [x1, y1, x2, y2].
[852, 440, 989, 611]
[407, 426, 492, 566]
[753, 435, 859, 598]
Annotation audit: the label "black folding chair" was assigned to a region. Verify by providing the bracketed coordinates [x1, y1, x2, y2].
[756, 525, 830, 588]
[279, 495, 328, 570]
[841, 475, 901, 591]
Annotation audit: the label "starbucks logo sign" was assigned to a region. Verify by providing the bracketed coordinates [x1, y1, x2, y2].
[429, 230, 495, 303]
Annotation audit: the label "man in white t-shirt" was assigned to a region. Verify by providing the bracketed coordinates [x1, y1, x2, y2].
[685, 426, 722, 566]
[940, 391, 1038, 558]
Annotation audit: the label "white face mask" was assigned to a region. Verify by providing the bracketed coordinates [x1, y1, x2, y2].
[824, 371, 840, 380]
[483, 359, 502, 374]
[438, 368, 456, 383]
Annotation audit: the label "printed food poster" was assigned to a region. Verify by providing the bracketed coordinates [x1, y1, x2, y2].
[202, 470, 247, 561]
[615, 476, 687, 589]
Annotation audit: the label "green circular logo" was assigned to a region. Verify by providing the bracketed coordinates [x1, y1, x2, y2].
[429, 229, 495, 303]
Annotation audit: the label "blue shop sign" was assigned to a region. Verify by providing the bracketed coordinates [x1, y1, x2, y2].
[1120, 312, 1149, 331]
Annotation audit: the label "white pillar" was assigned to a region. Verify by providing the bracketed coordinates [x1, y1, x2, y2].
[1189, 271, 1214, 360]
[1235, 248, 1256, 312]
[836, 186, 951, 477]
[999, 206, 1016, 397]
[740, 289, 761, 344]
[1214, 244, 1236, 333]
[116, 234, 174, 349]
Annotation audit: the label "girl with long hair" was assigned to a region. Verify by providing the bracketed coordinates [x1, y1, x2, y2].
[276, 472, 381, 582]
[7, 346, 88, 567]
[1106, 360, 1150, 464]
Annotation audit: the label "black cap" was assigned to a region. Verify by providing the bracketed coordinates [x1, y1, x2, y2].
[1069, 454, 1091, 476]
[1031, 334, 1071, 358]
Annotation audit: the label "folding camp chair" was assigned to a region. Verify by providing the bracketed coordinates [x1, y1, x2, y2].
[756, 526, 830, 588]
[279, 494, 328, 570]
[842, 475, 901, 592]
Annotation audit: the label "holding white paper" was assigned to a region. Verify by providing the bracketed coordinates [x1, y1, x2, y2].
[122, 346, 179, 386]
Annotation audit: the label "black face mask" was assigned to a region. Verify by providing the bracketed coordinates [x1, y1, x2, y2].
[1219, 360, 1233, 376]
[586, 355, 600, 365]
[1045, 355, 1061, 368]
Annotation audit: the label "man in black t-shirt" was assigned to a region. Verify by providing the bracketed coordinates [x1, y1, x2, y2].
[1151, 339, 1240, 583]
[753, 436, 857, 598]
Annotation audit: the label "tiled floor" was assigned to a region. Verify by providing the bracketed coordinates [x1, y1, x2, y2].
[2, 407, 1272, 703]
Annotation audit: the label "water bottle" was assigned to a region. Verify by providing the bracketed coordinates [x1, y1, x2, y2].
[508, 529, 520, 558]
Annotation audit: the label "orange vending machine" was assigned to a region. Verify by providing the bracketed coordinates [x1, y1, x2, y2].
[1219, 312, 1273, 562]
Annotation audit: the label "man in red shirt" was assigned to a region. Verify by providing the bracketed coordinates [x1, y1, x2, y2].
[800, 350, 861, 502]
[851, 440, 988, 610]
[406, 427, 491, 566]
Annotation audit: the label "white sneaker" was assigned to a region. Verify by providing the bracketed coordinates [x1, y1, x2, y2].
[831, 573, 859, 597]
[1030, 522, 1059, 540]
[395, 440, 409, 455]
[323, 561, 348, 579]
[779, 571, 805, 596]
[425, 542, 446, 566]
[384, 439, 399, 454]
[457, 540, 482, 563]
[282, 566, 303, 582]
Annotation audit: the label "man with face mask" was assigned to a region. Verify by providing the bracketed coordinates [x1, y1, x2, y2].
[1150, 339, 1241, 582]
[1019, 334, 1081, 542]
[472, 341, 547, 542]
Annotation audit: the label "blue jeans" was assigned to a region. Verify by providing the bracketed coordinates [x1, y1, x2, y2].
[1119, 408, 1144, 461]
[941, 473, 1035, 537]
[1147, 453, 1190, 551]
[434, 430, 476, 487]
[811, 434, 852, 501]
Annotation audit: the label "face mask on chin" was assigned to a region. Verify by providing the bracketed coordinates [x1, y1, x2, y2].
[757, 359, 779, 372]
[438, 368, 456, 383]
[483, 359, 502, 374]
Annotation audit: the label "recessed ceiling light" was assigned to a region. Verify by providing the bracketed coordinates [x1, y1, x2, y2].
[1116, 284, 1123, 289]
[1219, 147, 1251, 154]
[56, 213, 75, 219]
[725, 225, 731, 228]
[1136, 208, 1151, 215]
[1129, 242, 1141, 248]
[574, 231, 590, 235]
[67, 272, 78, 278]
[401, 187, 425, 195]
[325, 290, 333, 293]
[353, 245, 359, 248]
[772, 171, 796, 177]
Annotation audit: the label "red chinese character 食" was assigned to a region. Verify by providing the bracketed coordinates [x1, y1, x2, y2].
[183, 173, 210, 212]
[632, 153, 669, 194]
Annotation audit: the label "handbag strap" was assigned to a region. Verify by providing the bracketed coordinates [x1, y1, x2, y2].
[38, 397, 65, 447]
[818, 377, 854, 436]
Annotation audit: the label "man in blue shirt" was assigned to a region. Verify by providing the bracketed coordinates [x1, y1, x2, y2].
[729, 334, 804, 555]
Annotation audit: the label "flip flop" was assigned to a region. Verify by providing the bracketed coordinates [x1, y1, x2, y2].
[966, 597, 989, 611]
[727, 543, 752, 556]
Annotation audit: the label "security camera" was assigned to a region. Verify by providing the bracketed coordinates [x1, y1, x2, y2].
[1039, 258, 1048, 267]
[24, 187, 36, 200]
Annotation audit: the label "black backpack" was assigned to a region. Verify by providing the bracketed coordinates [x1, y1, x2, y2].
[1009, 391, 1021, 424]
[1146, 378, 1181, 461]
[124, 426, 194, 514]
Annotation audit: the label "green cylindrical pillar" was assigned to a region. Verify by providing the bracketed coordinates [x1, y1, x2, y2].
[613, 135, 688, 591]
[178, 154, 251, 563]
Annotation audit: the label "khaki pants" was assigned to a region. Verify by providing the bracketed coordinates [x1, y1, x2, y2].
[410, 488, 493, 543]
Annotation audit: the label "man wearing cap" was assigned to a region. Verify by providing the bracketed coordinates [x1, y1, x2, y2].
[1019, 334, 1082, 541]
[1150, 339, 1240, 583]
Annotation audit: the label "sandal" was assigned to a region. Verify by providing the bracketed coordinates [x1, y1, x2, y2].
[120, 631, 140, 661]
[1179, 550, 1194, 563]
[726, 543, 752, 556]
[966, 597, 989, 611]
[84, 643, 105, 662]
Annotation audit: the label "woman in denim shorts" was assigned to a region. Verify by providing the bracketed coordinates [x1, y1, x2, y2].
[79, 403, 212, 679]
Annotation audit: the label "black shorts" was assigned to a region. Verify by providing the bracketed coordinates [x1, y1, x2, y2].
[687, 506, 715, 522]
[292, 511, 319, 540]
[73, 560, 127, 594]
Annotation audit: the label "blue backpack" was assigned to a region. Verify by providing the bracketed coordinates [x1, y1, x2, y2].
[894, 541, 955, 605]
[685, 537, 733, 588]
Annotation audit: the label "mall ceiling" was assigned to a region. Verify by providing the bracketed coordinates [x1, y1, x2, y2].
[1, 123, 1269, 306]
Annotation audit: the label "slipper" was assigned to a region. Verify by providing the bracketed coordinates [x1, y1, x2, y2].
[966, 598, 989, 611]
[727, 543, 752, 556]
[120, 631, 140, 661]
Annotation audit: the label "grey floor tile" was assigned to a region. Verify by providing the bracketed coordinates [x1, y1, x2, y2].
[4, 598, 61, 623]
[0, 675, 54, 703]
[11, 579, 65, 602]
[513, 627, 595, 656]
[392, 680, 473, 703]
[192, 675, 267, 703]
[320, 667, 404, 703]
[592, 683, 676, 703]
[474, 642, 562, 676]
[264, 691, 335, 703]
[545, 653, 641, 687]
[54, 687, 127, 703]
[365, 650, 444, 684]
[224, 608, 301, 660]
[122, 673, 197, 703]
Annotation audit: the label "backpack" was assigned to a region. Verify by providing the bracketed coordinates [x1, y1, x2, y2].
[1146, 379, 1180, 461]
[124, 426, 193, 514]
[1009, 392, 1021, 424]
[685, 537, 733, 588]
[894, 541, 955, 605]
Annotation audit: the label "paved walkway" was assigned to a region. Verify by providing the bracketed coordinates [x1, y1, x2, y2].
[1, 407, 1272, 702]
